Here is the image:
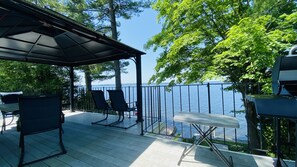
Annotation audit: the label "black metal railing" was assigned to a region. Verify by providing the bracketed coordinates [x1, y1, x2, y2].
[141, 83, 245, 143]
[72, 82, 296, 159]
[73, 83, 246, 142]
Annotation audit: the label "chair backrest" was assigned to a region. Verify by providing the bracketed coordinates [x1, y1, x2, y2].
[1, 94, 22, 104]
[91, 90, 109, 110]
[107, 90, 128, 111]
[19, 95, 62, 135]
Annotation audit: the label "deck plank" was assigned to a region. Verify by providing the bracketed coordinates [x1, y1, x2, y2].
[0, 111, 295, 167]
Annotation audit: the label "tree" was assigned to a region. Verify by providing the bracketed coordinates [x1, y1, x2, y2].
[213, 13, 297, 149]
[146, 0, 245, 86]
[66, 0, 116, 91]
[146, 0, 297, 151]
[0, 61, 70, 95]
[65, 0, 150, 90]
[25, 0, 66, 11]
[88, 0, 151, 89]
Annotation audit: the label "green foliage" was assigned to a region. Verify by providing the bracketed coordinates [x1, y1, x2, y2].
[65, 0, 151, 88]
[181, 136, 248, 153]
[146, 0, 297, 93]
[87, 0, 151, 31]
[24, 0, 66, 12]
[147, 0, 297, 157]
[260, 118, 296, 160]
[0, 61, 70, 95]
[213, 14, 297, 93]
[146, 0, 247, 85]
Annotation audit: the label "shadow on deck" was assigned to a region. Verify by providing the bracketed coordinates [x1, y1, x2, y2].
[0, 111, 295, 167]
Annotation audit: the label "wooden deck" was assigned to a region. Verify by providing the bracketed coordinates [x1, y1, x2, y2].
[0, 111, 295, 167]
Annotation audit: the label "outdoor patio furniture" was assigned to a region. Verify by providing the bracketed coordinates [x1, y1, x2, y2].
[174, 112, 240, 167]
[246, 45, 297, 167]
[91, 90, 111, 126]
[107, 90, 137, 129]
[18, 95, 66, 167]
[1, 93, 22, 134]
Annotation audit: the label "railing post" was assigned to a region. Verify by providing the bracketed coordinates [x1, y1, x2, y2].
[221, 83, 226, 144]
[158, 86, 161, 122]
[233, 88, 238, 144]
[207, 83, 212, 140]
[207, 83, 211, 114]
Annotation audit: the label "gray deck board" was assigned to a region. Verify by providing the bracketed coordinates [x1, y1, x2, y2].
[0, 111, 295, 167]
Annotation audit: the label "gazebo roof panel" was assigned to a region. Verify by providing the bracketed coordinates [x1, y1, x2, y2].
[0, 0, 145, 67]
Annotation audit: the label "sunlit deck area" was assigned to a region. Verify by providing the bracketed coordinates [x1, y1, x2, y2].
[0, 111, 295, 167]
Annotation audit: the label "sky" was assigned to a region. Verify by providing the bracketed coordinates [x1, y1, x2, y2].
[88, 8, 163, 85]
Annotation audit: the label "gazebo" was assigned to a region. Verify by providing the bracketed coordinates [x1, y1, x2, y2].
[0, 0, 145, 134]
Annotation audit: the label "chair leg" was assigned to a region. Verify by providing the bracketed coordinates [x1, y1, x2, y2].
[120, 112, 124, 122]
[110, 111, 138, 129]
[91, 110, 109, 125]
[6, 115, 14, 127]
[109, 113, 121, 125]
[1, 113, 6, 134]
[19, 129, 67, 167]
[59, 128, 67, 154]
[18, 134, 25, 167]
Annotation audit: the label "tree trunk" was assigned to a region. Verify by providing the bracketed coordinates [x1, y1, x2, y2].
[240, 86, 260, 153]
[245, 100, 260, 152]
[109, 0, 122, 90]
[84, 67, 92, 91]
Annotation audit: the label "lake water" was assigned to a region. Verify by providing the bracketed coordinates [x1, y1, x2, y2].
[91, 82, 247, 142]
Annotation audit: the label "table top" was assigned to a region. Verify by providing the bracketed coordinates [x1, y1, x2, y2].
[0, 103, 19, 113]
[174, 112, 240, 128]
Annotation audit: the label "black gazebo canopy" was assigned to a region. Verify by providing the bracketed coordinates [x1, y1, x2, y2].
[0, 0, 145, 133]
[0, 0, 145, 66]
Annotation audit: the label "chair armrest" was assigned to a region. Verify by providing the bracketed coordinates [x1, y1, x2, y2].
[127, 101, 137, 108]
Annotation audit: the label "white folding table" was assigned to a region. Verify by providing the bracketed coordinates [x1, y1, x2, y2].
[174, 112, 240, 167]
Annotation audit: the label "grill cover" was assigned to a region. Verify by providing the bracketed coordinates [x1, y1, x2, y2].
[272, 46, 297, 96]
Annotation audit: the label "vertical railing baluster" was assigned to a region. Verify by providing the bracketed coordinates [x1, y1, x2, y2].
[221, 83, 226, 144]
[179, 85, 182, 112]
[172, 87, 175, 135]
[179, 85, 183, 137]
[188, 85, 192, 137]
[197, 84, 200, 113]
[157, 86, 161, 134]
[128, 86, 131, 108]
[207, 83, 212, 140]
[207, 82, 211, 114]
[164, 86, 168, 135]
[76, 83, 246, 145]
[150, 87, 153, 133]
[145, 86, 149, 132]
[158, 86, 161, 122]
[233, 88, 238, 145]
[143, 86, 146, 132]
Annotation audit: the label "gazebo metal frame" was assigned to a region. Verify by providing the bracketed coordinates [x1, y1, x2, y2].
[0, 0, 145, 134]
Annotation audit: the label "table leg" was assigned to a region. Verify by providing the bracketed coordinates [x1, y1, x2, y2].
[177, 125, 217, 166]
[193, 124, 234, 167]
[177, 124, 234, 167]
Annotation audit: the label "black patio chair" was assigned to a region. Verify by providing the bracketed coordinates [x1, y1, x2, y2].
[1, 93, 22, 134]
[91, 90, 111, 126]
[18, 95, 66, 167]
[107, 90, 137, 129]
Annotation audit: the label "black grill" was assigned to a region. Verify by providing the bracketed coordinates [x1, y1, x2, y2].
[272, 45, 297, 96]
[246, 45, 297, 167]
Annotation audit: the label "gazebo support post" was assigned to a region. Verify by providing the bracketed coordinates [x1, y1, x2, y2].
[70, 66, 75, 112]
[136, 55, 143, 135]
